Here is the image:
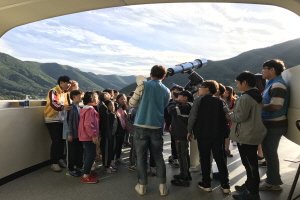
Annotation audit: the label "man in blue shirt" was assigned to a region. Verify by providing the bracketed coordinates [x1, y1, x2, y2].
[129, 65, 170, 196]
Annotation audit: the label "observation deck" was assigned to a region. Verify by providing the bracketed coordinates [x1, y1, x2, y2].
[0, 101, 299, 200]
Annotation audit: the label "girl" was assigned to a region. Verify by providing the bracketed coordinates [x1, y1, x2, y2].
[78, 91, 100, 184]
[114, 94, 129, 165]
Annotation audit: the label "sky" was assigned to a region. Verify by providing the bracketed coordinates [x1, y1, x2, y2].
[1, 3, 300, 76]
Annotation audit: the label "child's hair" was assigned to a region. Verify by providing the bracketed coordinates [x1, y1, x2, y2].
[103, 88, 113, 95]
[201, 80, 218, 94]
[218, 83, 226, 96]
[82, 91, 96, 105]
[262, 59, 286, 76]
[99, 92, 109, 101]
[70, 90, 83, 100]
[113, 89, 119, 94]
[255, 73, 266, 93]
[151, 65, 167, 79]
[236, 71, 256, 87]
[170, 85, 184, 92]
[57, 76, 71, 85]
[116, 93, 127, 110]
[225, 86, 235, 102]
[103, 100, 113, 112]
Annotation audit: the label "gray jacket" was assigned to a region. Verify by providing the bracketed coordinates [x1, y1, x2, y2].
[229, 93, 266, 145]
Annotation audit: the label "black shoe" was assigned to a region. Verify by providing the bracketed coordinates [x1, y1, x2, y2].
[168, 155, 174, 163]
[171, 179, 190, 187]
[235, 184, 247, 193]
[259, 161, 267, 167]
[232, 190, 261, 200]
[226, 151, 233, 157]
[173, 174, 192, 181]
[221, 184, 231, 194]
[198, 182, 212, 192]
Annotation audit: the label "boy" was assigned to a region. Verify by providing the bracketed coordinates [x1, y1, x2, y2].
[44, 75, 72, 172]
[227, 71, 266, 200]
[63, 90, 85, 177]
[187, 80, 230, 194]
[167, 90, 193, 187]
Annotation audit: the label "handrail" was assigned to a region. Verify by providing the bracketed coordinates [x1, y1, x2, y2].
[0, 100, 46, 109]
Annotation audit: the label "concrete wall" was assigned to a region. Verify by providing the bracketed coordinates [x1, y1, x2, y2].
[0, 106, 51, 179]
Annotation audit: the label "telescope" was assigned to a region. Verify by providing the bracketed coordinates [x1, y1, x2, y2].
[166, 58, 208, 93]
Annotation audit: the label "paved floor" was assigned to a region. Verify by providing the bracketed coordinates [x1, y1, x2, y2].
[0, 135, 300, 200]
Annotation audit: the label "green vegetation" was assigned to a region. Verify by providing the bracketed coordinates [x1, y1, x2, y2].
[121, 38, 300, 95]
[0, 53, 136, 100]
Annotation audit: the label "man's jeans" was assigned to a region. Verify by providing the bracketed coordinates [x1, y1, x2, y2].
[134, 126, 166, 185]
[262, 121, 288, 185]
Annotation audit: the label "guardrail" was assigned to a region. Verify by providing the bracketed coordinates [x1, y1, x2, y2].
[0, 100, 46, 109]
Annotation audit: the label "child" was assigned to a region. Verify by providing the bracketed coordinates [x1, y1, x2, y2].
[127, 104, 138, 171]
[114, 94, 129, 165]
[227, 71, 266, 200]
[187, 80, 230, 194]
[167, 90, 193, 187]
[101, 100, 118, 173]
[78, 91, 100, 184]
[63, 90, 84, 177]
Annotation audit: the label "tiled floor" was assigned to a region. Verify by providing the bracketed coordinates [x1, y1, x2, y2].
[0, 135, 299, 200]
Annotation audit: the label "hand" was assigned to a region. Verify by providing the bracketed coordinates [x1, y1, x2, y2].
[225, 112, 230, 120]
[92, 137, 98, 144]
[187, 133, 192, 142]
[169, 125, 172, 131]
[63, 105, 71, 111]
[67, 135, 73, 142]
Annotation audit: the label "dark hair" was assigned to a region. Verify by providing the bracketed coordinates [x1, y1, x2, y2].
[263, 59, 286, 76]
[113, 90, 119, 94]
[103, 88, 113, 95]
[103, 100, 113, 108]
[82, 91, 96, 105]
[255, 73, 266, 93]
[151, 65, 167, 79]
[236, 71, 256, 87]
[170, 85, 184, 92]
[225, 86, 235, 102]
[70, 90, 83, 100]
[201, 80, 218, 94]
[218, 83, 226, 96]
[116, 93, 127, 110]
[99, 92, 110, 101]
[57, 76, 71, 85]
[129, 91, 135, 97]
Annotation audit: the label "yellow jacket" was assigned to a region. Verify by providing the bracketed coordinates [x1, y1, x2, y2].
[44, 85, 69, 118]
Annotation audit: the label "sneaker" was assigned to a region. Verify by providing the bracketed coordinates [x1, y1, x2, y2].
[159, 184, 169, 196]
[75, 168, 84, 174]
[95, 155, 102, 162]
[127, 165, 137, 172]
[91, 162, 101, 171]
[90, 171, 98, 177]
[226, 150, 233, 157]
[58, 159, 67, 168]
[168, 155, 174, 163]
[171, 179, 190, 187]
[190, 165, 201, 173]
[51, 164, 62, 172]
[232, 189, 261, 200]
[173, 159, 180, 168]
[115, 158, 127, 165]
[221, 184, 231, 194]
[232, 141, 237, 146]
[173, 173, 192, 181]
[198, 182, 212, 192]
[257, 156, 265, 164]
[110, 161, 118, 169]
[66, 170, 80, 177]
[150, 167, 157, 176]
[81, 175, 99, 184]
[135, 183, 146, 195]
[259, 182, 282, 191]
[163, 131, 170, 136]
[259, 161, 267, 167]
[104, 167, 117, 173]
[235, 184, 247, 193]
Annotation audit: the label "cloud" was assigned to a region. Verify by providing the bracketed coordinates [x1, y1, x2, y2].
[1, 3, 300, 76]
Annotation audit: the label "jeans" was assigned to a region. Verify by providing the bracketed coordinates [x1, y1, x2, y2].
[237, 143, 260, 195]
[175, 140, 190, 178]
[134, 126, 166, 185]
[46, 123, 64, 164]
[197, 139, 229, 185]
[67, 138, 84, 171]
[82, 141, 96, 175]
[262, 121, 288, 185]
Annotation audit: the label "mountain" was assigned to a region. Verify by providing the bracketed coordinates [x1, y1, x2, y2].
[0, 53, 136, 100]
[121, 38, 300, 95]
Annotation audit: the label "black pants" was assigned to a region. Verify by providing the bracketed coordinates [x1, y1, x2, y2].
[171, 135, 178, 159]
[67, 138, 84, 171]
[197, 139, 229, 185]
[101, 137, 114, 168]
[114, 135, 123, 160]
[175, 140, 190, 177]
[46, 123, 64, 164]
[237, 143, 260, 195]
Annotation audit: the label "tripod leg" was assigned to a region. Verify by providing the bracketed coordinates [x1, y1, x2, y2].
[288, 163, 300, 200]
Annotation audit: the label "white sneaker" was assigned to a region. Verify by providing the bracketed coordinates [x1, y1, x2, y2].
[159, 184, 169, 196]
[91, 162, 101, 171]
[51, 164, 62, 172]
[259, 182, 282, 191]
[135, 183, 146, 195]
[58, 159, 67, 168]
[115, 158, 127, 165]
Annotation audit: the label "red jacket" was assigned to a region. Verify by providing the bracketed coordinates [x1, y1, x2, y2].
[78, 105, 100, 141]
